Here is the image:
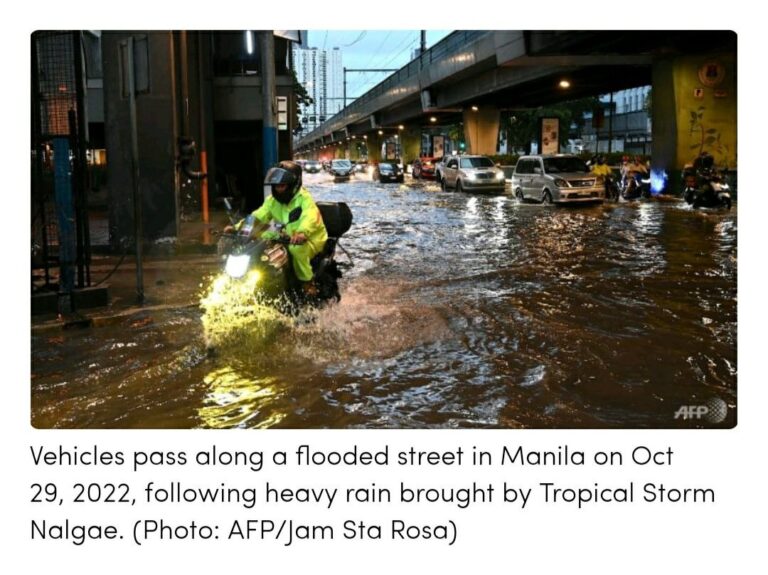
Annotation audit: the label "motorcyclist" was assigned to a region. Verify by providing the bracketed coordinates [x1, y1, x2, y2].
[627, 155, 648, 177]
[590, 155, 615, 200]
[225, 160, 328, 296]
[692, 152, 718, 204]
[693, 151, 715, 175]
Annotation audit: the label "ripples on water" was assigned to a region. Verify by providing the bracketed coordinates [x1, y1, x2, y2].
[31, 173, 737, 428]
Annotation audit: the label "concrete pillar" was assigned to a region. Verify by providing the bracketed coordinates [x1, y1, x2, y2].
[652, 50, 736, 191]
[399, 127, 420, 167]
[260, 32, 278, 172]
[367, 134, 382, 163]
[463, 107, 500, 155]
[103, 31, 179, 248]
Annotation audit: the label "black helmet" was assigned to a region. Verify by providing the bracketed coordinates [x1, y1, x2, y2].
[265, 160, 302, 204]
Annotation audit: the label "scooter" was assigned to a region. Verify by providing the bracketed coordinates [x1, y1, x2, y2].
[621, 173, 651, 201]
[207, 198, 353, 313]
[683, 170, 732, 210]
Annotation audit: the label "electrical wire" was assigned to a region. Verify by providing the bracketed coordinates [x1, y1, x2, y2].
[346, 31, 407, 97]
[349, 33, 417, 96]
[339, 31, 367, 47]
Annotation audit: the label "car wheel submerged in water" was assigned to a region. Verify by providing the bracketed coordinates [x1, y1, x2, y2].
[456, 180, 464, 193]
[516, 188, 524, 201]
[542, 190, 553, 205]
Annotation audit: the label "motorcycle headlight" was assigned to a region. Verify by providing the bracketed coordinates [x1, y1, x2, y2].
[225, 254, 251, 279]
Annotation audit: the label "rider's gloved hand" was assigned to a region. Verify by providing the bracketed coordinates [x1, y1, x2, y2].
[290, 232, 307, 245]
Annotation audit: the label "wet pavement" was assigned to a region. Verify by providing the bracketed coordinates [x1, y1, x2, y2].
[31, 171, 737, 429]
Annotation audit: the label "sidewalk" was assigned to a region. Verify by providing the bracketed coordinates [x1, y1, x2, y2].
[32, 209, 232, 331]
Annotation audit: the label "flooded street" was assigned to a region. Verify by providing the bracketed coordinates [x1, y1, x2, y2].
[31, 173, 737, 428]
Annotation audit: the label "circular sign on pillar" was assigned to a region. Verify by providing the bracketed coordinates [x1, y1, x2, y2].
[698, 62, 726, 87]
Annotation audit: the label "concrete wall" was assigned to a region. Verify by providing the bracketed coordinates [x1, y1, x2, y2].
[674, 52, 736, 169]
[652, 48, 736, 191]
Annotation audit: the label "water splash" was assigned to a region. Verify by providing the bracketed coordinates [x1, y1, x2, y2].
[199, 272, 291, 348]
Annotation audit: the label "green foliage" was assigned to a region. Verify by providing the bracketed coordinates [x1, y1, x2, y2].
[504, 97, 599, 153]
[488, 154, 519, 166]
[291, 69, 313, 107]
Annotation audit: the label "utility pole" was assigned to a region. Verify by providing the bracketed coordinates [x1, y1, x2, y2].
[124, 36, 144, 304]
[261, 32, 278, 173]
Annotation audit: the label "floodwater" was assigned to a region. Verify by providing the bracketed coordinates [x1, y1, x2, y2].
[31, 172, 737, 428]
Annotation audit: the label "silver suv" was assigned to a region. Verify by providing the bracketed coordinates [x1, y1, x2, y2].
[439, 155, 506, 193]
[512, 155, 604, 204]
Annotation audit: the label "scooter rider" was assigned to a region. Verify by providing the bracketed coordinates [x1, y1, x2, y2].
[590, 155, 615, 199]
[225, 160, 328, 295]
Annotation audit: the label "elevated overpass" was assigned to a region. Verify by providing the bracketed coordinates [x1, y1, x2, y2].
[296, 30, 736, 185]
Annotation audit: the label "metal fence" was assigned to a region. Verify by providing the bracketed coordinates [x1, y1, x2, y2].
[32, 31, 92, 296]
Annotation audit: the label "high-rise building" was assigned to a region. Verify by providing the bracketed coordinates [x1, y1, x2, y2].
[293, 46, 343, 137]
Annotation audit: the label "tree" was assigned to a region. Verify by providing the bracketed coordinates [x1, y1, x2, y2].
[291, 69, 314, 133]
[505, 97, 599, 154]
[644, 88, 652, 116]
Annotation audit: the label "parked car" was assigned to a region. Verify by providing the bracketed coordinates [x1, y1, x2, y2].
[329, 159, 353, 181]
[373, 162, 404, 183]
[434, 155, 448, 182]
[439, 155, 506, 193]
[512, 154, 604, 204]
[303, 160, 322, 173]
[412, 156, 437, 179]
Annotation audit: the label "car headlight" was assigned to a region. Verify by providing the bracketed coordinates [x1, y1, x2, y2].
[225, 254, 251, 279]
[462, 171, 477, 181]
[553, 178, 569, 187]
[495, 171, 505, 180]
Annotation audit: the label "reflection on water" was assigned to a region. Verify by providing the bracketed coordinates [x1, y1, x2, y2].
[200, 368, 284, 429]
[31, 174, 737, 428]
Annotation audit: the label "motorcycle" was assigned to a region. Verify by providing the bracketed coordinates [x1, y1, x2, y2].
[207, 199, 353, 315]
[683, 169, 732, 210]
[620, 172, 651, 201]
[602, 174, 622, 201]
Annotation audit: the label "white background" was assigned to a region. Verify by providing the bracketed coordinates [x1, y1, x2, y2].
[4, 3, 766, 573]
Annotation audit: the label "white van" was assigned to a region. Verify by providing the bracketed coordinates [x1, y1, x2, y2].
[511, 155, 604, 204]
